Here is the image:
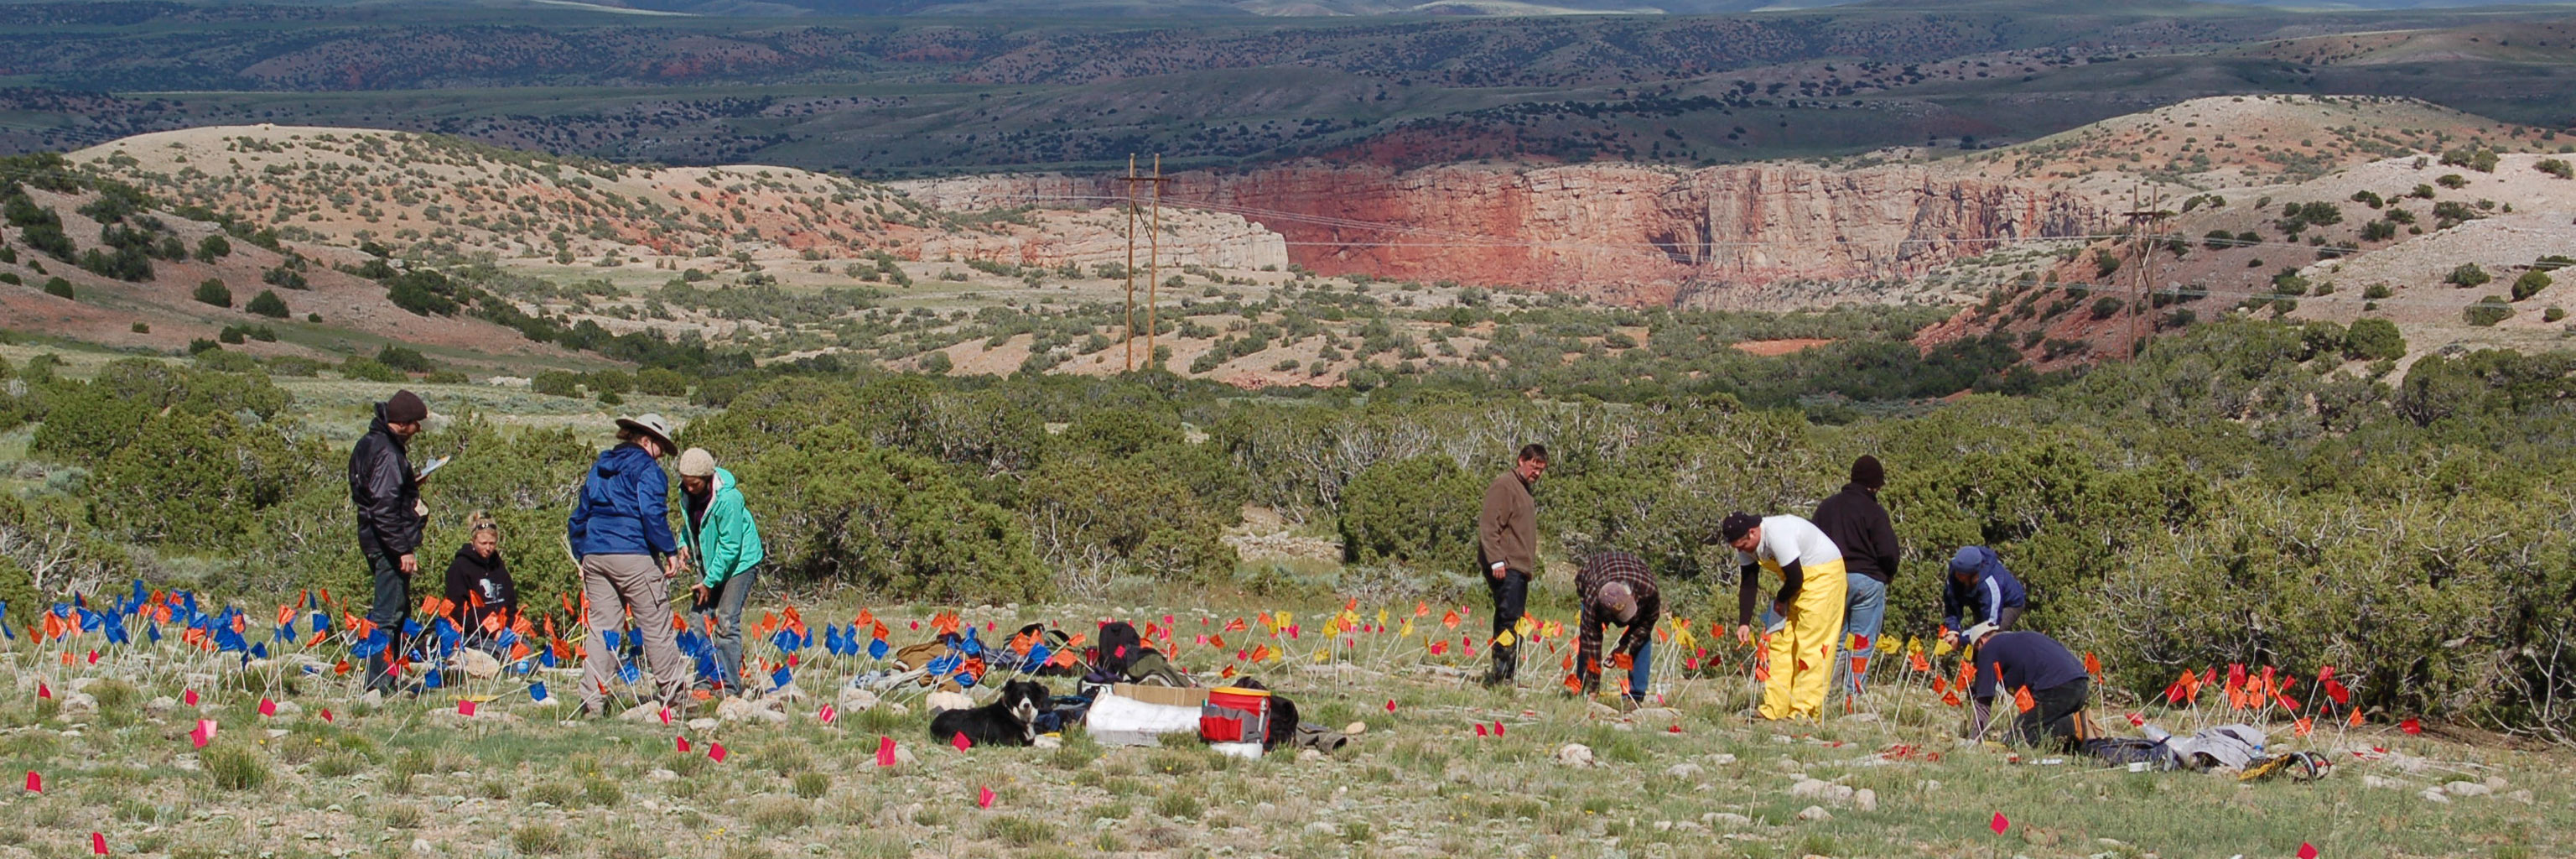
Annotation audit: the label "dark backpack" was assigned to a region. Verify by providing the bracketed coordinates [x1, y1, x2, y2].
[1095, 621, 1145, 677]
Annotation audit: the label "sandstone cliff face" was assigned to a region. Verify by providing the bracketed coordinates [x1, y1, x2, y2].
[897, 162, 2101, 308]
[922, 207, 1288, 272]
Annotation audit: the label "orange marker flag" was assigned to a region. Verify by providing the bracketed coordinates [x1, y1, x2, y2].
[854, 608, 875, 628]
[1344, 597, 1358, 612]
[2293, 717, 2314, 737]
[2347, 709, 2366, 728]
[1414, 601, 1429, 618]
[1909, 649, 1933, 674]
[2083, 652, 2102, 680]
[1441, 610, 1461, 630]
[1562, 673, 1581, 694]
[2012, 686, 2036, 714]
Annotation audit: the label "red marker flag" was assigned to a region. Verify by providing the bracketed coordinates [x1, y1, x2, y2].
[86, 650, 97, 665]
[190, 719, 216, 748]
[876, 736, 897, 767]
[2298, 843, 2318, 859]
[677, 736, 691, 752]
[2126, 712, 2145, 727]
[455, 700, 477, 717]
[1474, 723, 1488, 737]
[978, 785, 995, 809]
[319, 708, 334, 724]
[23, 770, 39, 793]
[819, 704, 837, 725]
[2401, 718, 2422, 735]
[258, 698, 277, 717]
[1989, 812, 2009, 835]
[1384, 699, 1397, 714]
[1493, 721, 1505, 737]
[708, 742, 728, 763]
[953, 731, 973, 752]
[92, 833, 107, 856]
[37, 682, 51, 700]
[184, 689, 199, 706]
[658, 708, 672, 726]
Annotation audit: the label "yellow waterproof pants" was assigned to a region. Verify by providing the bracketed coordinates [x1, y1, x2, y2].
[1759, 559, 1848, 721]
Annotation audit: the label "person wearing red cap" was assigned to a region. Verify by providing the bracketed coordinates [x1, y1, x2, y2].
[349, 389, 428, 696]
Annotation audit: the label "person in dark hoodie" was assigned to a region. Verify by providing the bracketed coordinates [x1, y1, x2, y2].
[1813, 455, 1899, 695]
[567, 414, 690, 717]
[444, 511, 517, 653]
[349, 390, 428, 696]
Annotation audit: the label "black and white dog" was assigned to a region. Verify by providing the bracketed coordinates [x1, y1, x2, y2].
[929, 679, 1051, 747]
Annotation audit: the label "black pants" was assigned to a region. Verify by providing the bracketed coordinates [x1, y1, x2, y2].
[363, 551, 409, 693]
[1485, 568, 1530, 678]
[1995, 604, 2025, 632]
[2013, 677, 2090, 750]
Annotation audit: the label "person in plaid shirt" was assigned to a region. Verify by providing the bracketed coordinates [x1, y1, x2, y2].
[1574, 550, 1660, 702]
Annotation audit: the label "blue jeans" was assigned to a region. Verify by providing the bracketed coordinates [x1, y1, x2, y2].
[1625, 641, 1653, 702]
[700, 565, 760, 692]
[1839, 574, 1887, 696]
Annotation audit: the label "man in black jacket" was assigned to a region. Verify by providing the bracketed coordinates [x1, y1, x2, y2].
[1813, 455, 1898, 697]
[350, 390, 428, 695]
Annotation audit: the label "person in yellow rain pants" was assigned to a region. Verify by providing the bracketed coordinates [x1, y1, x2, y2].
[1722, 512, 1847, 721]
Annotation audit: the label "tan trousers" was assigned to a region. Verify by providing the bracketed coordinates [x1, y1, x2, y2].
[578, 554, 688, 709]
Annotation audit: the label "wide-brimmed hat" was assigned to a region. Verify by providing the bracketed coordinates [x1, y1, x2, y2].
[615, 413, 678, 455]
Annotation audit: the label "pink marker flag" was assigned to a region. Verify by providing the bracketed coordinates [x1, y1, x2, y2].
[953, 731, 973, 752]
[708, 742, 728, 763]
[183, 689, 199, 706]
[257, 698, 277, 717]
[1989, 812, 2009, 835]
[819, 704, 837, 725]
[2298, 844, 2318, 859]
[190, 719, 216, 748]
[658, 707, 672, 726]
[977, 786, 995, 809]
[92, 832, 108, 856]
[676, 736, 691, 752]
[875, 736, 897, 767]
[24, 770, 39, 793]
[455, 700, 476, 717]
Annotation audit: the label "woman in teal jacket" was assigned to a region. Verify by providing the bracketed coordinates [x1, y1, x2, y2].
[677, 448, 766, 698]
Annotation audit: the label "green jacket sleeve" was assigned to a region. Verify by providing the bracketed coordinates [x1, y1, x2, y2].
[700, 492, 751, 588]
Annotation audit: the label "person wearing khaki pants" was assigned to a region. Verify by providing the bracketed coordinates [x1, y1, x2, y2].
[567, 414, 691, 716]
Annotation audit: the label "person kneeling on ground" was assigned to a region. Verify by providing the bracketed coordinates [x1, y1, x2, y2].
[1962, 622, 2090, 751]
[679, 447, 765, 700]
[1573, 549, 1659, 703]
[444, 511, 517, 654]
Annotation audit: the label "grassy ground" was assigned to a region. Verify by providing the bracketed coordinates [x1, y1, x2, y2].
[0, 591, 2563, 859]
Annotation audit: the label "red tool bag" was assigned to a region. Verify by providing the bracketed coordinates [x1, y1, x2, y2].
[1199, 686, 1272, 742]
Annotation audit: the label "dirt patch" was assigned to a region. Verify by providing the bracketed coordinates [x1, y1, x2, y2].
[1730, 338, 1835, 357]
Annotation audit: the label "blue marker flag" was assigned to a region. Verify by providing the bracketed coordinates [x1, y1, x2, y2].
[528, 682, 549, 702]
[867, 638, 889, 659]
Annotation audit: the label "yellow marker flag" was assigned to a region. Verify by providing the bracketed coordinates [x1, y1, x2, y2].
[1312, 648, 1330, 663]
[1933, 638, 1956, 658]
[1276, 611, 1295, 631]
[1515, 616, 1535, 637]
[1376, 608, 1388, 627]
[1495, 628, 1518, 648]
[1398, 619, 1415, 638]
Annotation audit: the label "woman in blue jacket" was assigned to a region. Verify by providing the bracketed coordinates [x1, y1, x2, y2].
[567, 414, 690, 717]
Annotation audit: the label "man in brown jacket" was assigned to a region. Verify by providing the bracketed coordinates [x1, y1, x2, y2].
[1478, 444, 1547, 688]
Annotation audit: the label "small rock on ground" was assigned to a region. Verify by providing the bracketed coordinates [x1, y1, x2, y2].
[1555, 744, 1596, 768]
[1796, 805, 1832, 822]
[2444, 780, 2493, 797]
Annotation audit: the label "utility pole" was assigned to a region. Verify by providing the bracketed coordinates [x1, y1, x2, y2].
[1148, 154, 1165, 372]
[2122, 182, 2170, 361]
[1115, 154, 1170, 372]
[1122, 155, 1138, 372]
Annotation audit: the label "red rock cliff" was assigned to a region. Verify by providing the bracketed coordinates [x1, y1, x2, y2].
[896, 162, 2103, 308]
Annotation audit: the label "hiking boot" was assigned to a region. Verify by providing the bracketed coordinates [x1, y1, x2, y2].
[1481, 643, 1518, 688]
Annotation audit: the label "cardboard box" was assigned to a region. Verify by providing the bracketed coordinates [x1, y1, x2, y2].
[1112, 683, 1208, 708]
